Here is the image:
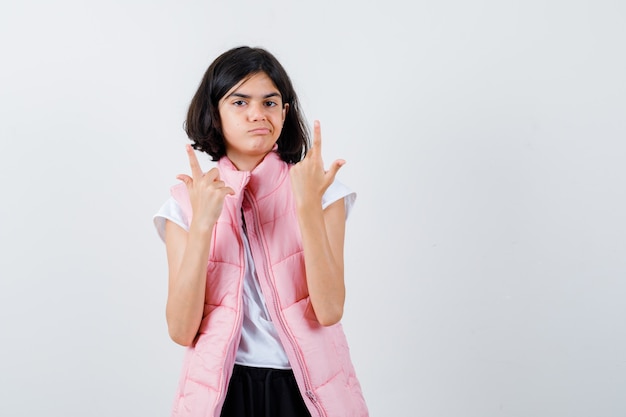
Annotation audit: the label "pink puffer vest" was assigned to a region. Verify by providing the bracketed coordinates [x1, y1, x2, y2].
[168, 150, 368, 417]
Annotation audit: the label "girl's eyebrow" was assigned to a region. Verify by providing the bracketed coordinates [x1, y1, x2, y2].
[227, 92, 282, 99]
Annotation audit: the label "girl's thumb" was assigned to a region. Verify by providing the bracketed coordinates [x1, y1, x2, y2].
[176, 174, 192, 186]
[326, 159, 346, 180]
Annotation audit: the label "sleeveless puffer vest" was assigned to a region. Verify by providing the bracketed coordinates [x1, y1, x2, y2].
[169, 150, 368, 417]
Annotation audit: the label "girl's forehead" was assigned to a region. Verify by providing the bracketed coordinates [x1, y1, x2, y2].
[225, 72, 280, 96]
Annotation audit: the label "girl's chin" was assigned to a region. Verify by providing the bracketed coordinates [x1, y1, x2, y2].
[226, 149, 275, 171]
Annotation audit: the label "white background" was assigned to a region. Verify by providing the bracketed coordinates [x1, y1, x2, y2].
[1, 1, 625, 416]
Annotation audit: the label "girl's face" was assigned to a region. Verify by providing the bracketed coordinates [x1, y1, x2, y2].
[218, 72, 288, 171]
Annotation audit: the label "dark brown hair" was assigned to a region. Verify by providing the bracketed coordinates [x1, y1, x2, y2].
[185, 46, 309, 163]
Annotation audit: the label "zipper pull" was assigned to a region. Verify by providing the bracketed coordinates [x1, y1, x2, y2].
[306, 390, 317, 403]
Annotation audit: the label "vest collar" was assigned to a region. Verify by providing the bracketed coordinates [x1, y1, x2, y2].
[218, 149, 289, 200]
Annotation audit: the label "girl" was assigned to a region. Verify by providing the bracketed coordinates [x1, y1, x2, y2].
[154, 46, 368, 417]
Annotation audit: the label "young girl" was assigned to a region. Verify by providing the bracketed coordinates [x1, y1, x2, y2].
[154, 46, 368, 417]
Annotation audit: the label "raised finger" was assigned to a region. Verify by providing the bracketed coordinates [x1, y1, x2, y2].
[308, 120, 322, 158]
[185, 144, 204, 180]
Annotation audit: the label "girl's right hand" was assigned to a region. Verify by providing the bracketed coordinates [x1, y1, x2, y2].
[176, 144, 235, 228]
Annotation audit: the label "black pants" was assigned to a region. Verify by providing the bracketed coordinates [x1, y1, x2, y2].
[220, 365, 312, 417]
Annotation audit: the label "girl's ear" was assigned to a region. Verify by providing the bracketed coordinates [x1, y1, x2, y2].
[282, 103, 289, 121]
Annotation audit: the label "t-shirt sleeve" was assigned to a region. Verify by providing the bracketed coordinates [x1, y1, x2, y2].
[322, 179, 357, 219]
[153, 197, 189, 243]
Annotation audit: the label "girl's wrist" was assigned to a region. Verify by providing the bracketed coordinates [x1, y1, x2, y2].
[295, 199, 325, 221]
[188, 218, 216, 236]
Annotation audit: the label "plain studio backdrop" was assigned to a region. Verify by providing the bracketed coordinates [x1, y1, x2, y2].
[1, 1, 625, 416]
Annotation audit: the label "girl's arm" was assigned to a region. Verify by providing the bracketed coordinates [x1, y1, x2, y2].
[290, 120, 348, 326]
[164, 219, 213, 346]
[295, 197, 347, 326]
[164, 145, 234, 346]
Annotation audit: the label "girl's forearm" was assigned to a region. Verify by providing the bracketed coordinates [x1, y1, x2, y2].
[296, 201, 346, 326]
[165, 222, 213, 346]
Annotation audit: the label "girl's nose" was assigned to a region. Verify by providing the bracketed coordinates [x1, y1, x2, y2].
[248, 102, 266, 121]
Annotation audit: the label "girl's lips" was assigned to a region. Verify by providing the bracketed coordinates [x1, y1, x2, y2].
[248, 128, 271, 134]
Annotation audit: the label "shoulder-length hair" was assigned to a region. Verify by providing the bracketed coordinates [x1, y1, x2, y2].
[185, 46, 309, 164]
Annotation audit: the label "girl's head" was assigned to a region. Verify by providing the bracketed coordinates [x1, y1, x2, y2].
[185, 46, 309, 164]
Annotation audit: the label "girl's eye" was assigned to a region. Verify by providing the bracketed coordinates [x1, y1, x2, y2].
[233, 100, 246, 106]
[264, 101, 277, 107]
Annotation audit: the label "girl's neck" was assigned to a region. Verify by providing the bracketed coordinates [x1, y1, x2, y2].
[226, 151, 270, 172]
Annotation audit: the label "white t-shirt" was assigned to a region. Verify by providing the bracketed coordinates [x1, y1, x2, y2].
[153, 180, 356, 369]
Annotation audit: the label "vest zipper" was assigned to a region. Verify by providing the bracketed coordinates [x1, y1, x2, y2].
[215, 211, 246, 417]
[243, 190, 326, 417]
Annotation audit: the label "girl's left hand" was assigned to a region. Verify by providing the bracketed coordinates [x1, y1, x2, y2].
[290, 120, 345, 207]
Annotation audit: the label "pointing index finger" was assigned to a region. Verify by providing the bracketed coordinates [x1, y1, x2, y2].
[311, 120, 322, 155]
[185, 144, 203, 180]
